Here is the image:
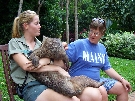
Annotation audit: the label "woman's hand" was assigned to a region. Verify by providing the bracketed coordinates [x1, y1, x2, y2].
[105, 68, 132, 92]
[62, 42, 68, 50]
[26, 58, 51, 71]
[25, 61, 38, 71]
[58, 67, 70, 77]
[53, 60, 67, 70]
[38, 58, 51, 67]
[121, 78, 132, 92]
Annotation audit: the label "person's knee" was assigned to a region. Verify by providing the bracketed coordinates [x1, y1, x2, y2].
[79, 87, 102, 101]
[99, 86, 108, 97]
[90, 89, 102, 99]
[118, 83, 128, 96]
[99, 86, 108, 101]
[108, 81, 128, 95]
[72, 96, 80, 101]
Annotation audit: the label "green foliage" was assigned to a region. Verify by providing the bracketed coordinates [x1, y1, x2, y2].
[92, 0, 135, 32]
[0, 0, 39, 44]
[0, 0, 135, 44]
[40, 0, 66, 39]
[101, 32, 135, 60]
[78, 29, 89, 39]
[76, 0, 96, 33]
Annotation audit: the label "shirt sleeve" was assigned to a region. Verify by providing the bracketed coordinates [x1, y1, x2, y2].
[66, 42, 77, 63]
[66, 40, 82, 63]
[66, 40, 83, 63]
[8, 38, 22, 59]
[101, 51, 112, 71]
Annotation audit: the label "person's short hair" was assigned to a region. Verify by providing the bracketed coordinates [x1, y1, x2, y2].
[89, 18, 106, 34]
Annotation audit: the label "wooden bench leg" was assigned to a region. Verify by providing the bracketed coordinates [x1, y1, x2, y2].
[0, 90, 2, 101]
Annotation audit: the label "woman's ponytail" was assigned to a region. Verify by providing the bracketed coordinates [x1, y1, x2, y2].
[12, 17, 21, 38]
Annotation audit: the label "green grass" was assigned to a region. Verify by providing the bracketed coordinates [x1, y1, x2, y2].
[0, 57, 135, 101]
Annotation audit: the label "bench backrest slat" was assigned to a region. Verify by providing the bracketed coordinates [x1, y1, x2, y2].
[0, 44, 17, 101]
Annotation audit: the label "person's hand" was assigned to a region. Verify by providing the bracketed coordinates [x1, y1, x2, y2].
[62, 42, 68, 50]
[25, 61, 38, 71]
[121, 78, 132, 92]
[26, 58, 51, 71]
[38, 58, 51, 66]
[53, 60, 68, 70]
[34, 58, 51, 69]
[58, 67, 70, 77]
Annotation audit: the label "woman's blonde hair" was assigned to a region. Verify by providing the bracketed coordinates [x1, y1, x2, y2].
[12, 10, 37, 38]
[89, 18, 106, 35]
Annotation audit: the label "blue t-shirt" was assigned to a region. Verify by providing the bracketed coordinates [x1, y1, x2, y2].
[66, 38, 111, 81]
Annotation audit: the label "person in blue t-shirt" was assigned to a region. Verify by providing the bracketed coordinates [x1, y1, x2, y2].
[66, 18, 131, 101]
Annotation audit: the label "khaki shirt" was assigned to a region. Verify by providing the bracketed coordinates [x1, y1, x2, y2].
[8, 36, 41, 85]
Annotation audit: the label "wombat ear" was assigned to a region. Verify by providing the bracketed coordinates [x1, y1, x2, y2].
[42, 35, 47, 42]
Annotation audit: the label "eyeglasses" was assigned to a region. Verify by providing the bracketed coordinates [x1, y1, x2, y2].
[89, 30, 100, 36]
[92, 18, 105, 24]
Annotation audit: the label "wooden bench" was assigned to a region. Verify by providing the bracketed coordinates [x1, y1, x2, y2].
[0, 90, 2, 101]
[0, 44, 18, 101]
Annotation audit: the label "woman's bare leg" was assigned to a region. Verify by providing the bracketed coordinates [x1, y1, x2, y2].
[36, 88, 80, 101]
[108, 81, 128, 101]
[36, 87, 103, 101]
[98, 86, 108, 101]
[78, 87, 102, 101]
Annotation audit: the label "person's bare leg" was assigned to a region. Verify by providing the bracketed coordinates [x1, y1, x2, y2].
[108, 81, 128, 101]
[78, 87, 102, 101]
[36, 88, 80, 101]
[98, 86, 108, 101]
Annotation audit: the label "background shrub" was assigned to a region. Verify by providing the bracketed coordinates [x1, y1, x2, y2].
[101, 32, 135, 60]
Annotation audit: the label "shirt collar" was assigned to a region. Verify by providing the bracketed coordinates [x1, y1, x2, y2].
[15, 36, 41, 49]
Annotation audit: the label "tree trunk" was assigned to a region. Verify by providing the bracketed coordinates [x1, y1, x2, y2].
[37, 0, 44, 15]
[17, 0, 23, 16]
[66, 0, 69, 44]
[74, 0, 78, 40]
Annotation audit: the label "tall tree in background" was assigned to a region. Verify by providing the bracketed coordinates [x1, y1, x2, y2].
[74, 0, 78, 40]
[66, 0, 69, 43]
[18, 0, 23, 16]
[37, 0, 44, 15]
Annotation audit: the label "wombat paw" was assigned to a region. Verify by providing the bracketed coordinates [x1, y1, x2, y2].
[31, 56, 40, 67]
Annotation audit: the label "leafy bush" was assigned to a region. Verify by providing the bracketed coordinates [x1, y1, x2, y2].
[78, 29, 89, 39]
[101, 32, 135, 60]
